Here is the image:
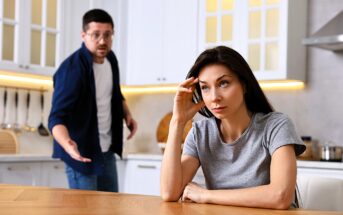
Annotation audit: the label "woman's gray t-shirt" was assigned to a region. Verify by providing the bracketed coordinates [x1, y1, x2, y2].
[183, 112, 305, 190]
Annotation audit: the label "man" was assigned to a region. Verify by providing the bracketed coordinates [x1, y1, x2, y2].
[48, 9, 137, 192]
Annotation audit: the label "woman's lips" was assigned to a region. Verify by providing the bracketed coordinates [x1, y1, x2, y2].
[212, 106, 226, 113]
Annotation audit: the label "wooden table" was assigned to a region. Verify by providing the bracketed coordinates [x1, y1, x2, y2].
[0, 184, 342, 215]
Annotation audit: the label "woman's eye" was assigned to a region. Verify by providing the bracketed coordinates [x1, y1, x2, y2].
[200, 85, 209, 91]
[219, 80, 229, 87]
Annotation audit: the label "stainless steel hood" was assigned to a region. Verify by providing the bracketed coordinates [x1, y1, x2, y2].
[302, 11, 343, 51]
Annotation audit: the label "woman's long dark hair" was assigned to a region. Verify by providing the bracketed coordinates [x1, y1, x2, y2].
[186, 46, 273, 118]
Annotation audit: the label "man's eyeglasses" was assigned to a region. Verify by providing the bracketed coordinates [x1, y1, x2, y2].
[86, 32, 114, 42]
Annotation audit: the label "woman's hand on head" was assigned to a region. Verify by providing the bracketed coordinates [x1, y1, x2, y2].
[173, 77, 205, 125]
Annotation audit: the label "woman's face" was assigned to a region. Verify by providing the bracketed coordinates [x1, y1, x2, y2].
[198, 64, 246, 119]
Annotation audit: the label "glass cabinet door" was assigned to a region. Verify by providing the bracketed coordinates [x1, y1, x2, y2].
[199, 0, 237, 51]
[30, 0, 60, 68]
[246, 0, 280, 73]
[0, 0, 19, 63]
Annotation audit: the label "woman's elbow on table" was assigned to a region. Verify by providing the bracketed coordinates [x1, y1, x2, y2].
[160, 191, 181, 202]
[268, 189, 294, 210]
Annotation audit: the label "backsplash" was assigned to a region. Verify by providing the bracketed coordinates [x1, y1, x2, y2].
[124, 0, 343, 153]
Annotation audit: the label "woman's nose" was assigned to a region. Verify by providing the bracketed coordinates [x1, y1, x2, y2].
[210, 88, 221, 102]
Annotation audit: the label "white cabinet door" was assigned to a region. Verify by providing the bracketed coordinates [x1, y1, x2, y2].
[124, 159, 161, 196]
[124, 0, 198, 85]
[41, 161, 68, 188]
[0, 162, 41, 186]
[116, 158, 127, 192]
[0, 0, 66, 76]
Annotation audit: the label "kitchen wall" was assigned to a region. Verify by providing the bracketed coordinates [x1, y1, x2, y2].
[124, 0, 343, 154]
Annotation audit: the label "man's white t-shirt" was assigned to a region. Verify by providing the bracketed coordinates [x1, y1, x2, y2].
[93, 58, 112, 152]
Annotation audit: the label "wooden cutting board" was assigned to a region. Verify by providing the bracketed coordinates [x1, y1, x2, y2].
[0, 129, 19, 154]
[156, 112, 192, 144]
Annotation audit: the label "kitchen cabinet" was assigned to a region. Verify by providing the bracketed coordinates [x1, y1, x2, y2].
[41, 161, 68, 188]
[0, 0, 66, 76]
[198, 0, 307, 81]
[0, 162, 41, 186]
[124, 159, 161, 196]
[122, 0, 198, 85]
[297, 160, 343, 180]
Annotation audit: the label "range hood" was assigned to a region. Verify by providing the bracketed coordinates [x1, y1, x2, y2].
[302, 11, 343, 51]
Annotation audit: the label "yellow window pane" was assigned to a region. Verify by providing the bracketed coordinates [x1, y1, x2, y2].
[249, 0, 262, 7]
[46, 33, 56, 67]
[266, 43, 278, 71]
[222, 0, 234, 11]
[222, 15, 233, 41]
[47, 0, 57, 28]
[206, 17, 217, 43]
[266, 0, 280, 5]
[32, 0, 42, 25]
[2, 24, 15, 61]
[249, 11, 261, 39]
[248, 44, 260, 71]
[206, 0, 217, 12]
[31, 29, 41, 65]
[266, 9, 279, 37]
[4, 0, 16, 19]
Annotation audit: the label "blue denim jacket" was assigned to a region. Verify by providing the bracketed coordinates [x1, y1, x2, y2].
[48, 43, 124, 175]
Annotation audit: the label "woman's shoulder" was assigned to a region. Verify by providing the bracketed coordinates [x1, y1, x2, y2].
[254, 112, 294, 128]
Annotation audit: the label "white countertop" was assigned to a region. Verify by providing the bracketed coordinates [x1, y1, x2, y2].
[1, 153, 343, 171]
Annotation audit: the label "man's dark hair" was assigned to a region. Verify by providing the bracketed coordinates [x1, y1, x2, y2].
[82, 9, 114, 32]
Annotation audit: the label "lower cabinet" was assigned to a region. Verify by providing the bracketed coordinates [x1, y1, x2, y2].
[124, 159, 161, 196]
[0, 162, 41, 186]
[0, 161, 68, 188]
[41, 161, 68, 188]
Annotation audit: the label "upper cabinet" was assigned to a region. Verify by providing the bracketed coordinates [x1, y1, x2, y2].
[122, 0, 198, 85]
[198, 0, 307, 81]
[0, 0, 66, 76]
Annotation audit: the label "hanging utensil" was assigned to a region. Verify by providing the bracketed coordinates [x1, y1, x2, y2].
[37, 91, 49, 136]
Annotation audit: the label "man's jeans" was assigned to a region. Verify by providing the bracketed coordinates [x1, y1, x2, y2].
[65, 151, 118, 192]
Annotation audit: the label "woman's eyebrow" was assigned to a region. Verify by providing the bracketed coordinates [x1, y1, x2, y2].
[199, 74, 231, 83]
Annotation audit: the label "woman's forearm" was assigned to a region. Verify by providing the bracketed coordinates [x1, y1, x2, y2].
[160, 118, 187, 201]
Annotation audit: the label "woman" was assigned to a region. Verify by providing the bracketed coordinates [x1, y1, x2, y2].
[160, 46, 305, 209]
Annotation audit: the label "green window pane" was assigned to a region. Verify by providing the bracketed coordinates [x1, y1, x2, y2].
[46, 33, 56, 67]
[266, 43, 278, 71]
[248, 44, 260, 71]
[266, 9, 279, 37]
[206, 0, 217, 12]
[2, 24, 15, 61]
[31, 0, 42, 25]
[249, 11, 261, 39]
[266, 0, 280, 5]
[47, 0, 57, 28]
[206, 17, 217, 43]
[222, 0, 234, 11]
[31, 29, 41, 65]
[249, 0, 262, 7]
[4, 0, 16, 19]
[222, 15, 233, 41]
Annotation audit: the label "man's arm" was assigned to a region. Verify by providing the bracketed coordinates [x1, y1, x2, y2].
[51, 124, 91, 162]
[122, 100, 137, 140]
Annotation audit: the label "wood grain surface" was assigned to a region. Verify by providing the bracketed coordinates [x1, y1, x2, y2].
[0, 184, 342, 215]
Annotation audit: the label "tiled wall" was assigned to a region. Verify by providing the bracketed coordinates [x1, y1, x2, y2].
[124, 0, 343, 154]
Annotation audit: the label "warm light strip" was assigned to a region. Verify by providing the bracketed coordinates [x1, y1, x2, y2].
[0, 71, 304, 92]
[122, 81, 305, 94]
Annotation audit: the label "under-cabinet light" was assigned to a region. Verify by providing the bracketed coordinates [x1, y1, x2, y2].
[0, 71, 53, 90]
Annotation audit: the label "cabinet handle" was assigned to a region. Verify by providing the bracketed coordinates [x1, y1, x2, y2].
[19, 64, 24, 68]
[157, 77, 161, 81]
[24, 65, 30, 69]
[137, 164, 157, 169]
[162, 77, 166, 81]
[7, 166, 30, 171]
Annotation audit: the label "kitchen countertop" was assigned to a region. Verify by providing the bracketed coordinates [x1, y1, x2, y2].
[1, 153, 342, 170]
[1, 184, 342, 215]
